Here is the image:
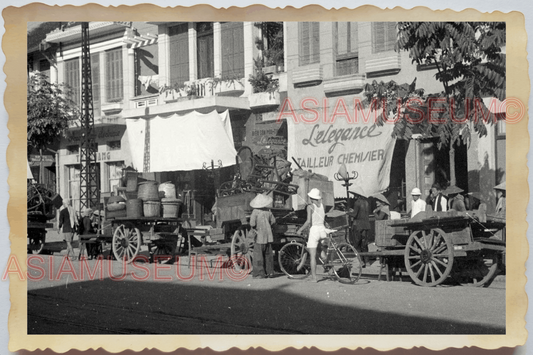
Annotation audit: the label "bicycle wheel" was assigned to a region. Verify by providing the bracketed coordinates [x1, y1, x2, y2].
[331, 243, 363, 284]
[278, 242, 309, 279]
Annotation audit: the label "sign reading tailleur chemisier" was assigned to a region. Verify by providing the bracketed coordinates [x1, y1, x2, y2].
[287, 110, 396, 197]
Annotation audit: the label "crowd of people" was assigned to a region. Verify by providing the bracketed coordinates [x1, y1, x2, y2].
[56, 179, 506, 277]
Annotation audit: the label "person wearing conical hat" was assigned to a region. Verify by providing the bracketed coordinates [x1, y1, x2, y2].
[296, 188, 328, 282]
[348, 187, 370, 266]
[494, 181, 506, 216]
[372, 193, 390, 220]
[249, 194, 276, 279]
[445, 185, 466, 212]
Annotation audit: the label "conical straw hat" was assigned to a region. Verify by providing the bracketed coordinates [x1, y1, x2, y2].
[373, 193, 390, 205]
[250, 194, 273, 209]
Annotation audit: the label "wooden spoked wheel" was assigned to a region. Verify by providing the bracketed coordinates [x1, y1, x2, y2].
[230, 229, 254, 272]
[112, 224, 142, 263]
[151, 242, 175, 264]
[278, 242, 309, 279]
[28, 229, 46, 254]
[451, 253, 500, 287]
[404, 228, 454, 287]
[331, 243, 363, 284]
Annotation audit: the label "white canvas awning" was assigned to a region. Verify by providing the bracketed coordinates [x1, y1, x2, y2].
[126, 110, 237, 172]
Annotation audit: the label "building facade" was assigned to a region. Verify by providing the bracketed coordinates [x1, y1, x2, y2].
[29, 21, 505, 222]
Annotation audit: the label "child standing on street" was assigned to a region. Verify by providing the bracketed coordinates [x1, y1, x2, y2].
[296, 188, 328, 282]
[249, 194, 276, 279]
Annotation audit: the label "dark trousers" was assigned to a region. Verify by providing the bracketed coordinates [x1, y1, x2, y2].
[350, 228, 369, 254]
[253, 242, 274, 277]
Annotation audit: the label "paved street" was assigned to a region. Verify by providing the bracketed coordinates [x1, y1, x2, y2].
[27, 253, 505, 335]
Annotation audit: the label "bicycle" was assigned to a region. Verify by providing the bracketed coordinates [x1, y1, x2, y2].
[278, 230, 363, 284]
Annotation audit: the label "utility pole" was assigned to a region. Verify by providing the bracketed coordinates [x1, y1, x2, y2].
[79, 22, 100, 212]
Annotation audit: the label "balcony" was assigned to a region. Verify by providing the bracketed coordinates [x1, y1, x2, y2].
[365, 54, 401, 78]
[293, 66, 322, 88]
[249, 91, 280, 112]
[323, 74, 366, 97]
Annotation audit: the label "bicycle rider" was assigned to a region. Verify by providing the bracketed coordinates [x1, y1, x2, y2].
[296, 188, 328, 282]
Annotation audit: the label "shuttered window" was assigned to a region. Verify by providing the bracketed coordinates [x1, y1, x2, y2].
[336, 22, 359, 76]
[91, 53, 100, 116]
[299, 22, 320, 66]
[196, 22, 214, 79]
[64, 58, 80, 107]
[105, 48, 123, 101]
[169, 23, 189, 87]
[221, 22, 245, 78]
[372, 22, 397, 54]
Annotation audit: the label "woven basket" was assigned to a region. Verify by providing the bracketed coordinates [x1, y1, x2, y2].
[138, 181, 160, 201]
[107, 202, 126, 212]
[143, 201, 161, 218]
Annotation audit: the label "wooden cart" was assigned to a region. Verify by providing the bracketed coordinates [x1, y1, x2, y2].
[360, 210, 506, 287]
[108, 216, 182, 264]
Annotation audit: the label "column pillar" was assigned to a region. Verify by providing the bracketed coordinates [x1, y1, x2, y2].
[213, 22, 222, 77]
[188, 22, 198, 81]
[243, 22, 255, 95]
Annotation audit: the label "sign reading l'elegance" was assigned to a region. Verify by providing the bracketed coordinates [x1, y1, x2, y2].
[283, 98, 396, 197]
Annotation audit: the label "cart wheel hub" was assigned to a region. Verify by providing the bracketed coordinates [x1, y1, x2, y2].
[120, 238, 129, 248]
[420, 250, 432, 263]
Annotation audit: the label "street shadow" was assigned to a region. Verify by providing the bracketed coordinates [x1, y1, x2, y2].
[27, 265, 505, 335]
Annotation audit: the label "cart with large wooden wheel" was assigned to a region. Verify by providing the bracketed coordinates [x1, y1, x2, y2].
[362, 210, 506, 287]
[109, 217, 182, 264]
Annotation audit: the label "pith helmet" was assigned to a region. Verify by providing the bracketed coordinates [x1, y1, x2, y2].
[307, 188, 322, 200]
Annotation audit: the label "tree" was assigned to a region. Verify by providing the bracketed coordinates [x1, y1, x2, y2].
[27, 71, 79, 183]
[364, 22, 506, 186]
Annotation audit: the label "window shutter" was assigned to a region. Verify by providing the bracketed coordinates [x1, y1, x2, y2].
[169, 24, 190, 87]
[106, 48, 123, 101]
[385, 22, 397, 51]
[91, 53, 100, 115]
[311, 22, 320, 64]
[350, 22, 358, 53]
[374, 22, 385, 53]
[65, 58, 80, 106]
[300, 22, 310, 66]
[221, 22, 244, 78]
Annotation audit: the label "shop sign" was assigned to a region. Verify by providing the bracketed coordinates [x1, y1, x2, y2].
[65, 127, 123, 143]
[75, 151, 118, 163]
[29, 155, 55, 163]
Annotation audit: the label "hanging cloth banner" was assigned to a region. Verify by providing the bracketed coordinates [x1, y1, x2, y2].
[287, 103, 396, 198]
[126, 110, 237, 172]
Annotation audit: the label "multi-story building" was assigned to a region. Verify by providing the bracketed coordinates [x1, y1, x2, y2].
[30, 21, 505, 224]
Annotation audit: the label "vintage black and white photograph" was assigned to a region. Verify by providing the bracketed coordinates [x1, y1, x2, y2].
[24, 17, 512, 342]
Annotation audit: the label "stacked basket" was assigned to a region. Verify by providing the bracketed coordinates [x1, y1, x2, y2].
[138, 181, 161, 217]
[106, 195, 127, 219]
[159, 182, 182, 218]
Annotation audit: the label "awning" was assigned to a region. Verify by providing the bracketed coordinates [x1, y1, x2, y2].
[126, 110, 237, 172]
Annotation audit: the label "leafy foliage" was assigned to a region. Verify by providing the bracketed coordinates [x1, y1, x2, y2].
[248, 58, 279, 94]
[254, 22, 284, 67]
[27, 72, 79, 151]
[365, 22, 506, 149]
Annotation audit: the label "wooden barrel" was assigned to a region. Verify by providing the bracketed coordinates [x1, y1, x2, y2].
[158, 182, 177, 199]
[144, 201, 161, 218]
[138, 181, 159, 201]
[126, 199, 143, 218]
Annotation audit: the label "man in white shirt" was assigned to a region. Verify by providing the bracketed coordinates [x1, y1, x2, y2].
[430, 184, 448, 212]
[410, 187, 427, 218]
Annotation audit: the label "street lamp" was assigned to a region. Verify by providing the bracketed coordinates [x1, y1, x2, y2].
[334, 163, 358, 203]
